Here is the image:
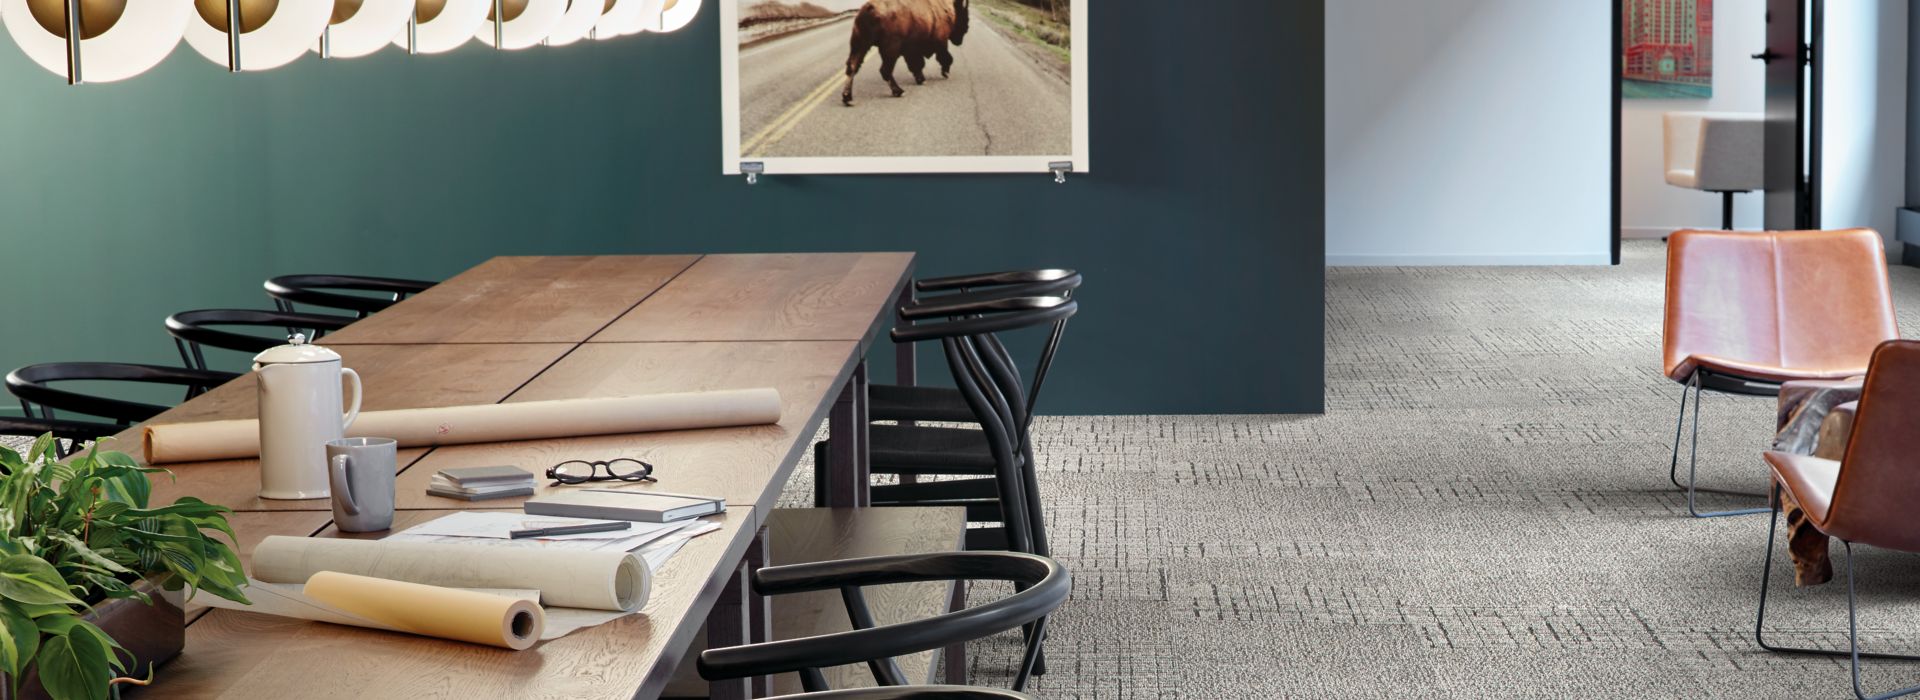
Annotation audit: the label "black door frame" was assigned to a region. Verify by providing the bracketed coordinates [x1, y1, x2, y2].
[1612, 0, 1623, 265]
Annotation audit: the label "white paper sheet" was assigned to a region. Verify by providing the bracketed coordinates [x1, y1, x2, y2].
[390, 511, 696, 549]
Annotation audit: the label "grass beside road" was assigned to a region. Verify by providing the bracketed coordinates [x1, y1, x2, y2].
[975, 0, 1071, 63]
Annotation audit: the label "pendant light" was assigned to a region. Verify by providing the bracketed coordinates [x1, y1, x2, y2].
[183, 0, 333, 71]
[392, 0, 488, 54]
[657, 0, 694, 32]
[592, 0, 649, 39]
[1, 0, 193, 83]
[312, 0, 411, 58]
[541, 0, 602, 47]
[474, 0, 564, 50]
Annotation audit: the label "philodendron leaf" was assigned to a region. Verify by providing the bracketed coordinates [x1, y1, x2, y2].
[34, 627, 110, 700]
[0, 600, 39, 678]
[47, 533, 133, 576]
[0, 554, 83, 606]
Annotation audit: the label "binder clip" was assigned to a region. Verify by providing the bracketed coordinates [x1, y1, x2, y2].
[742, 162, 766, 185]
[1048, 161, 1072, 184]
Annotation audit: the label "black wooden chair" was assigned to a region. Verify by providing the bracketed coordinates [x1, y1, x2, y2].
[697, 551, 1069, 695]
[7, 362, 239, 426]
[265, 274, 435, 318]
[818, 295, 1078, 558]
[164, 309, 355, 371]
[0, 415, 124, 458]
[869, 269, 1080, 425]
[753, 688, 1032, 699]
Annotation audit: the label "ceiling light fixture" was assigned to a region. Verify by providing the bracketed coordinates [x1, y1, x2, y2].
[540, 0, 601, 47]
[2, 0, 193, 83]
[184, 0, 333, 72]
[475, 0, 563, 50]
[393, 0, 487, 54]
[313, 0, 411, 58]
[657, 0, 694, 33]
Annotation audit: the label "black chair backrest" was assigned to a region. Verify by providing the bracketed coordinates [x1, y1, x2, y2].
[165, 309, 355, 371]
[893, 297, 1080, 557]
[0, 416, 125, 458]
[7, 362, 239, 426]
[265, 274, 434, 318]
[908, 270, 1082, 310]
[765, 688, 1034, 700]
[698, 552, 1070, 694]
[913, 269, 1076, 294]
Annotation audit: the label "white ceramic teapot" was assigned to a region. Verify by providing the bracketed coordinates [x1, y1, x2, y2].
[253, 334, 362, 499]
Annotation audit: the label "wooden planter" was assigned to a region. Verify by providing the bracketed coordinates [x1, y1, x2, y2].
[0, 578, 184, 700]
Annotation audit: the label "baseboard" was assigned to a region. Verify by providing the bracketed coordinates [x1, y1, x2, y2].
[1326, 253, 1613, 267]
[1621, 226, 1677, 240]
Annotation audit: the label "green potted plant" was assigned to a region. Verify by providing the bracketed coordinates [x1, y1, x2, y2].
[0, 436, 250, 700]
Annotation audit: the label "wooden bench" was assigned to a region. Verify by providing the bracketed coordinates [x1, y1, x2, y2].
[664, 506, 968, 698]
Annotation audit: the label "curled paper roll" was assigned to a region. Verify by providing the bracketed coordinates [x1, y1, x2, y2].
[142, 389, 783, 464]
[253, 536, 649, 611]
[303, 571, 544, 650]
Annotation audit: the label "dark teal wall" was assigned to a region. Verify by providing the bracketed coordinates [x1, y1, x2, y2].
[0, 2, 1324, 415]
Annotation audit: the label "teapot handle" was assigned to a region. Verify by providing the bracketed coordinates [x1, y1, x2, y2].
[329, 454, 361, 516]
[341, 368, 363, 430]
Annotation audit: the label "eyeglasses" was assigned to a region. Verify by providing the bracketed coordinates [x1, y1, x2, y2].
[546, 458, 656, 485]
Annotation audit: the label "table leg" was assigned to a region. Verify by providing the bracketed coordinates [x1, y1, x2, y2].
[944, 580, 968, 684]
[707, 561, 752, 700]
[745, 527, 773, 698]
[826, 361, 871, 507]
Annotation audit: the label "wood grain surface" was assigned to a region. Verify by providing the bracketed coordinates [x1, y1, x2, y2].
[323, 256, 700, 345]
[136, 508, 756, 700]
[589, 254, 912, 345]
[125, 344, 573, 512]
[394, 342, 857, 520]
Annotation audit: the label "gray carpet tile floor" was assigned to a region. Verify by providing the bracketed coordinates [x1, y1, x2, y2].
[14, 240, 1920, 697]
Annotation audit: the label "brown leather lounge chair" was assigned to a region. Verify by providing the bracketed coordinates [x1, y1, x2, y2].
[1663, 229, 1897, 517]
[1755, 340, 1920, 699]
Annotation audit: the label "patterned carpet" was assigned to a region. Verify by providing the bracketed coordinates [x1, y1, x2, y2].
[16, 241, 1920, 697]
[833, 240, 1920, 698]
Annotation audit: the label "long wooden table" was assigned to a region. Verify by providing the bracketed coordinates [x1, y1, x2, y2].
[123, 253, 914, 700]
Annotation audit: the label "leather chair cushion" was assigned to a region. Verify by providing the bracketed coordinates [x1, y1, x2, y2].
[1765, 451, 1840, 527]
[1663, 229, 1897, 385]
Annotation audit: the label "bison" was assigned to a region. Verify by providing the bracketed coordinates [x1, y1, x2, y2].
[842, 0, 970, 105]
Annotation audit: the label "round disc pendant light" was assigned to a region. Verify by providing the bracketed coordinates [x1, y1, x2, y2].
[657, 0, 695, 32]
[474, 0, 565, 50]
[1, 0, 193, 83]
[392, 0, 488, 54]
[592, 0, 650, 39]
[311, 0, 411, 58]
[541, 0, 603, 47]
[183, 0, 334, 71]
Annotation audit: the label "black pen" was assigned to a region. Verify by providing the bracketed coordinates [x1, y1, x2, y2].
[508, 521, 632, 539]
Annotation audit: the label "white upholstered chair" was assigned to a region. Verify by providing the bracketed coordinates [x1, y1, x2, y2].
[1664, 111, 1765, 230]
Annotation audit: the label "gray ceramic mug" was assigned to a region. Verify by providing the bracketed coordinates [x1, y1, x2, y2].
[326, 437, 397, 532]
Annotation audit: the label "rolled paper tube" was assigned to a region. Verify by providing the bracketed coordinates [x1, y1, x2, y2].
[252, 536, 649, 611]
[302, 571, 544, 650]
[142, 388, 783, 464]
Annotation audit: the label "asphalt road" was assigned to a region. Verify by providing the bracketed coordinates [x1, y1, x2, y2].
[738, 13, 1071, 158]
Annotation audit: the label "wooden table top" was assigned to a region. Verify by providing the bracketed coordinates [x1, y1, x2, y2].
[320, 256, 700, 345]
[121, 252, 913, 700]
[151, 508, 758, 700]
[589, 253, 913, 346]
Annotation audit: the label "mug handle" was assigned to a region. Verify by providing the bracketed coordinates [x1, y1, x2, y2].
[329, 454, 361, 516]
[340, 367, 363, 431]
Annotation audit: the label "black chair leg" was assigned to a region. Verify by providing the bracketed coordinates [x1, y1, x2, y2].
[1012, 615, 1049, 692]
[1666, 373, 1769, 518]
[1755, 489, 1920, 699]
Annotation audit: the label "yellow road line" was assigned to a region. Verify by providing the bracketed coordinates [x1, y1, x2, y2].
[743, 71, 843, 157]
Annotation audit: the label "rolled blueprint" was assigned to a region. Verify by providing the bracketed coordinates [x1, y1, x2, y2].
[143, 388, 783, 464]
[303, 572, 545, 650]
[251, 536, 650, 611]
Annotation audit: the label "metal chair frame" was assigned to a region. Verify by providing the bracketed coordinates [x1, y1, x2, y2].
[1667, 368, 1782, 518]
[7, 362, 239, 426]
[1756, 486, 1920, 699]
[164, 309, 356, 371]
[265, 274, 434, 318]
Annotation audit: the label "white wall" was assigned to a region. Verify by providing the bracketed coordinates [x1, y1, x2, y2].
[1325, 0, 1611, 266]
[1820, 0, 1907, 250]
[1620, 0, 1766, 238]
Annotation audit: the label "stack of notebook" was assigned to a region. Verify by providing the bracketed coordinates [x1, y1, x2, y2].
[427, 466, 536, 501]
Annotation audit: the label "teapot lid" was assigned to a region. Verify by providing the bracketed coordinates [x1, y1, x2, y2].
[252, 334, 342, 365]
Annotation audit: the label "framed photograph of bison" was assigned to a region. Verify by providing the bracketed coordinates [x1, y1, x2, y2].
[721, 0, 1088, 175]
